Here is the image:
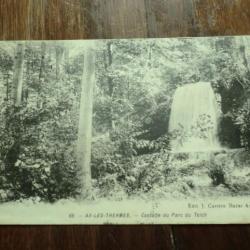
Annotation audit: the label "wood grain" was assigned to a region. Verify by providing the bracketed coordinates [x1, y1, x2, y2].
[1, 0, 250, 40]
[85, 0, 148, 39]
[1, 0, 250, 249]
[0, 225, 174, 250]
[0, 0, 86, 40]
[173, 225, 250, 250]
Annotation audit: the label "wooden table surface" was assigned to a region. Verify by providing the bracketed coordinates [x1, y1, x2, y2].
[1, 0, 250, 249]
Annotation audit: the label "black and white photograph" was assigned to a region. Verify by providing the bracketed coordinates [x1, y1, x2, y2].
[0, 36, 250, 224]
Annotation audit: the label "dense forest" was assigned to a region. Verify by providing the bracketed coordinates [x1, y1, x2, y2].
[0, 37, 250, 203]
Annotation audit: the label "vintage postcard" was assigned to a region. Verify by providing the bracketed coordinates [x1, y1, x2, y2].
[0, 36, 250, 224]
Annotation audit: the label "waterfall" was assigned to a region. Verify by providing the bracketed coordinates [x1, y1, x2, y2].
[169, 82, 221, 153]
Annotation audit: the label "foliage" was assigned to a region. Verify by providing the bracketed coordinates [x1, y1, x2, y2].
[208, 163, 226, 186]
[0, 42, 83, 202]
[235, 100, 250, 149]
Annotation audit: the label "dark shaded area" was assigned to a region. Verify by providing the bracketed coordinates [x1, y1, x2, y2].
[142, 103, 170, 141]
[219, 116, 242, 148]
[217, 80, 245, 148]
[218, 80, 245, 114]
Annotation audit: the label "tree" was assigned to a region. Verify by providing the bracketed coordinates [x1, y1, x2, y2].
[4, 43, 25, 174]
[12, 43, 25, 107]
[55, 44, 64, 81]
[76, 42, 96, 198]
[39, 42, 46, 81]
[105, 42, 115, 131]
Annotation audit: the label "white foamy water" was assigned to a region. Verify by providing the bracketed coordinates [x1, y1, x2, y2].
[169, 82, 221, 153]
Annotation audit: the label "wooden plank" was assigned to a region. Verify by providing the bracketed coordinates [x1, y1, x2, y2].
[84, 0, 148, 38]
[1, 0, 249, 40]
[0, 226, 54, 250]
[0, 225, 101, 250]
[173, 225, 250, 250]
[145, 0, 250, 37]
[95, 226, 174, 250]
[0, 0, 86, 40]
[49, 226, 97, 250]
[194, 0, 250, 36]
[0, 0, 30, 40]
[0, 225, 174, 250]
[145, 0, 199, 37]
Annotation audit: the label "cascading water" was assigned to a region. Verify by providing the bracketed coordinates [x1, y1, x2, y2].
[169, 82, 221, 153]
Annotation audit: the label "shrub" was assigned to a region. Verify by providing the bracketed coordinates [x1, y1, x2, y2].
[96, 173, 126, 199]
[208, 164, 226, 186]
[235, 102, 250, 150]
[208, 153, 236, 187]
[123, 153, 169, 194]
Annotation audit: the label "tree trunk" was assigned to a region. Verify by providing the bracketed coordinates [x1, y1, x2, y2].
[13, 43, 25, 107]
[37, 42, 46, 108]
[5, 43, 25, 173]
[39, 42, 46, 81]
[76, 43, 96, 198]
[147, 43, 152, 68]
[55, 45, 64, 81]
[5, 72, 9, 102]
[105, 42, 115, 131]
[239, 37, 250, 78]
